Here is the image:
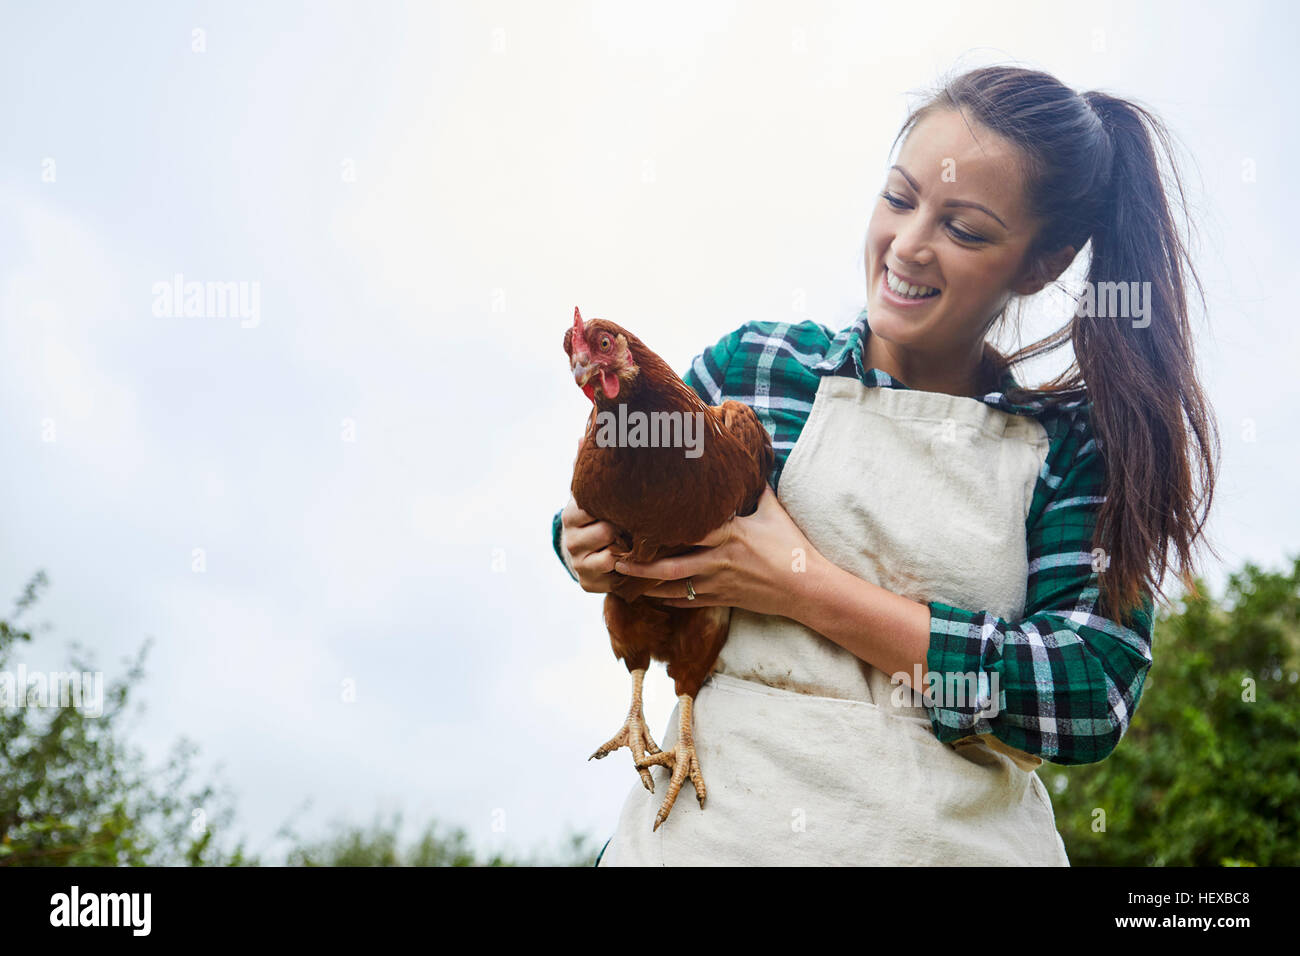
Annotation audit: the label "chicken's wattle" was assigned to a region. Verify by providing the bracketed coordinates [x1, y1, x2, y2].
[600, 370, 620, 399]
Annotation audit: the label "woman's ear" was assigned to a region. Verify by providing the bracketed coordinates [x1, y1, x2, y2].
[1011, 245, 1077, 296]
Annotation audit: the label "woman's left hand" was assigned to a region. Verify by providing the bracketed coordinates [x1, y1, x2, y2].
[614, 484, 823, 618]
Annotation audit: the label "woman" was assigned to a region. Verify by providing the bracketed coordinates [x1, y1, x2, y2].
[553, 65, 1219, 865]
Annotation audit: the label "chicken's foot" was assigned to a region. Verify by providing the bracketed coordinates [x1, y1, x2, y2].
[590, 667, 662, 793]
[635, 694, 705, 831]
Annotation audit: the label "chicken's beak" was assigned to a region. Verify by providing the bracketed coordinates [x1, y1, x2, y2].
[569, 308, 601, 400]
[571, 356, 597, 388]
[570, 307, 595, 385]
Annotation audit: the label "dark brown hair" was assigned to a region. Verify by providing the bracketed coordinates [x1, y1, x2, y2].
[893, 65, 1220, 623]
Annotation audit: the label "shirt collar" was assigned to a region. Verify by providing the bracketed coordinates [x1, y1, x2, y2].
[813, 307, 1087, 417]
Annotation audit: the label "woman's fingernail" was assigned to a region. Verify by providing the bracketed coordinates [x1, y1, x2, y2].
[614, 562, 627, 573]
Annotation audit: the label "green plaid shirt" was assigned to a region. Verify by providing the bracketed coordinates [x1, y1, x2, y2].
[553, 307, 1154, 765]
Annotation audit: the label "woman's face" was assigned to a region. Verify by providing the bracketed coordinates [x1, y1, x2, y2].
[864, 108, 1065, 378]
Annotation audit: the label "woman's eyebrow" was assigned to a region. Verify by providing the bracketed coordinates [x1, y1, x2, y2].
[889, 165, 1008, 229]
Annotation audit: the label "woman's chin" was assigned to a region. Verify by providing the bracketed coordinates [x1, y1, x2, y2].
[865, 299, 916, 342]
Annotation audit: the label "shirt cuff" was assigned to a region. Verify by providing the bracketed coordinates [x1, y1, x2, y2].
[924, 600, 1002, 744]
[552, 509, 579, 583]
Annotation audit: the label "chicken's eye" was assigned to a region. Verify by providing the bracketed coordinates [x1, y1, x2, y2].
[599, 336, 611, 352]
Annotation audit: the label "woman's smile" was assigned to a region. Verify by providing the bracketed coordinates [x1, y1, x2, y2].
[879, 264, 942, 310]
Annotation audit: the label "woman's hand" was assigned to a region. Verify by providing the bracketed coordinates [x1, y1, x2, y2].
[559, 496, 624, 593]
[614, 485, 824, 619]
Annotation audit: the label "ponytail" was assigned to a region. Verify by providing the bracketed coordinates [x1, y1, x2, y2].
[1069, 91, 1220, 621]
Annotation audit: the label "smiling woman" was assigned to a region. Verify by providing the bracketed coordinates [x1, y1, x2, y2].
[862, 113, 1078, 406]
[554, 64, 1221, 867]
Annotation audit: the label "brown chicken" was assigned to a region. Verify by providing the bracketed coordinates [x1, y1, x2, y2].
[563, 306, 774, 830]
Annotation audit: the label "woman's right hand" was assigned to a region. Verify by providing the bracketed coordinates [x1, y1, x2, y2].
[560, 496, 623, 593]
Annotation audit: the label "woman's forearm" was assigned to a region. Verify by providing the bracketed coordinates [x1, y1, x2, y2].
[790, 552, 933, 691]
[620, 487, 936, 690]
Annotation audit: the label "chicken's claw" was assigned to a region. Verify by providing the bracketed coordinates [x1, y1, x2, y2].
[590, 667, 661, 793]
[590, 714, 662, 793]
[635, 694, 705, 831]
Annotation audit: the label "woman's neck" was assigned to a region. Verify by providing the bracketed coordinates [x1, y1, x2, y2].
[863, 332, 997, 399]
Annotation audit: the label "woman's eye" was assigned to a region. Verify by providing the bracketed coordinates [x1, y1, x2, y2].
[948, 225, 984, 243]
[881, 191, 985, 244]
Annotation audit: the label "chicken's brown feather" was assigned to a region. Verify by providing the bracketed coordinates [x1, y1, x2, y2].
[567, 317, 774, 693]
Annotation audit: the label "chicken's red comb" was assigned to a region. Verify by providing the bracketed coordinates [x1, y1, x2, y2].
[573, 306, 585, 339]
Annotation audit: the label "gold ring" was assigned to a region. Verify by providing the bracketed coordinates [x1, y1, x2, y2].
[685, 579, 696, 601]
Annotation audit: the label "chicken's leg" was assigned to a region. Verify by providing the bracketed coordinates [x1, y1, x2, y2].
[635, 693, 705, 831]
[589, 667, 662, 792]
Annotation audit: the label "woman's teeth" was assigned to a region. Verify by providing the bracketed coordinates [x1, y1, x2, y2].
[885, 267, 939, 299]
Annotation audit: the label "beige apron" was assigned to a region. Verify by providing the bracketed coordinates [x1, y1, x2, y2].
[598, 374, 1070, 866]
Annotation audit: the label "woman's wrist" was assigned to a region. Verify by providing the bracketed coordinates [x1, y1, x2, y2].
[788, 549, 845, 632]
[558, 525, 579, 579]
[767, 544, 821, 627]
[787, 549, 932, 684]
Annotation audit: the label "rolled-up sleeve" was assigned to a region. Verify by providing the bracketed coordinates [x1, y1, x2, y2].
[553, 509, 579, 582]
[923, 411, 1154, 765]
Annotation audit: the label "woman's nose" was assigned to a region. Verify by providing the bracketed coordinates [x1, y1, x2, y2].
[890, 220, 936, 266]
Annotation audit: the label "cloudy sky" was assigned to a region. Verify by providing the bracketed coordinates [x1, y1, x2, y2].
[1, 0, 1294, 860]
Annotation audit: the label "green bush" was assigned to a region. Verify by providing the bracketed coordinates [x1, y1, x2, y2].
[1043, 556, 1300, 865]
[0, 572, 251, 866]
[282, 812, 600, 866]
